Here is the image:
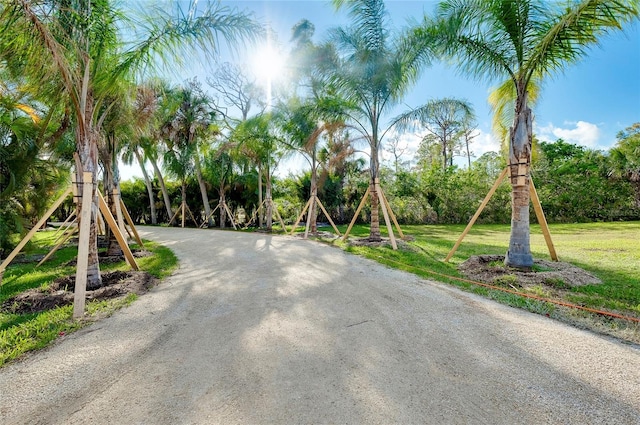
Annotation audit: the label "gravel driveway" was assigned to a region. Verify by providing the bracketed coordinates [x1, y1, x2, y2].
[1, 227, 639, 424]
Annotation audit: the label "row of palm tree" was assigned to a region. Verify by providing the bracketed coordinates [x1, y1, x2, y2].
[1, 0, 261, 287]
[301, 0, 637, 268]
[1, 0, 637, 285]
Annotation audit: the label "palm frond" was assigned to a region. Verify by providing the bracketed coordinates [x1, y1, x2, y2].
[119, 0, 262, 79]
[488, 77, 539, 146]
[397, 97, 474, 128]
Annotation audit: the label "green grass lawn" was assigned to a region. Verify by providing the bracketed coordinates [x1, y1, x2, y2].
[312, 221, 640, 341]
[0, 231, 178, 367]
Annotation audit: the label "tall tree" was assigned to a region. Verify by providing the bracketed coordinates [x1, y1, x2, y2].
[162, 79, 219, 227]
[430, 0, 639, 268]
[230, 114, 282, 231]
[98, 83, 136, 255]
[121, 83, 162, 225]
[323, 0, 435, 241]
[394, 98, 475, 170]
[207, 62, 264, 123]
[203, 143, 235, 228]
[0, 84, 68, 256]
[162, 131, 196, 228]
[279, 96, 346, 233]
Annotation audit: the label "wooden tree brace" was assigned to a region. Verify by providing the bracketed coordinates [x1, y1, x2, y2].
[445, 168, 508, 262]
[290, 198, 313, 236]
[73, 172, 93, 319]
[315, 197, 341, 236]
[375, 179, 397, 250]
[98, 191, 139, 271]
[120, 199, 144, 248]
[0, 186, 73, 277]
[530, 179, 558, 261]
[342, 190, 369, 242]
[445, 168, 558, 262]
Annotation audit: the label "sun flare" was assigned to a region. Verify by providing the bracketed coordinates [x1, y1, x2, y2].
[251, 44, 285, 85]
[250, 42, 286, 111]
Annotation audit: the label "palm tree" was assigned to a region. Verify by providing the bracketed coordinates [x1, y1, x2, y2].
[121, 83, 162, 225]
[279, 95, 347, 233]
[162, 80, 219, 227]
[98, 84, 136, 255]
[203, 144, 236, 228]
[324, 0, 435, 241]
[231, 114, 282, 231]
[394, 98, 475, 170]
[162, 132, 197, 228]
[1, 0, 260, 287]
[430, 0, 639, 268]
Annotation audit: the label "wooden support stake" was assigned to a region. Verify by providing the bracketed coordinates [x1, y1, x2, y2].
[73, 172, 93, 319]
[185, 203, 198, 226]
[97, 210, 105, 235]
[290, 197, 313, 236]
[303, 196, 316, 239]
[0, 186, 72, 276]
[316, 197, 341, 236]
[271, 201, 287, 233]
[376, 181, 397, 250]
[120, 199, 144, 248]
[223, 202, 238, 230]
[38, 225, 77, 267]
[53, 210, 76, 241]
[380, 185, 404, 239]
[113, 189, 126, 239]
[530, 179, 558, 261]
[98, 191, 139, 271]
[200, 203, 220, 228]
[168, 207, 181, 226]
[342, 190, 369, 242]
[244, 199, 267, 229]
[445, 167, 509, 262]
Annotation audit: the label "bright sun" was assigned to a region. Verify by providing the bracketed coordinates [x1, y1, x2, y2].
[250, 43, 285, 110]
[251, 44, 285, 86]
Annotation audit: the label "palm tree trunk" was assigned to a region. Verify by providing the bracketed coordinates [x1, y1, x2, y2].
[150, 155, 173, 221]
[181, 181, 186, 228]
[265, 168, 273, 231]
[505, 90, 534, 269]
[103, 153, 123, 257]
[135, 150, 157, 224]
[310, 157, 318, 234]
[220, 190, 227, 229]
[194, 154, 212, 227]
[369, 180, 381, 241]
[369, 136, 382, 241]
[258, 166, 263, 228]
[75, 130, 102, 290]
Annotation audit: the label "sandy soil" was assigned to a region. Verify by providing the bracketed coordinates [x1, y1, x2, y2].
[0, 227, 638, 424]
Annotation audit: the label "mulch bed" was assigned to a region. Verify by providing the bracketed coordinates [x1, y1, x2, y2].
[1, 270, 158, 315]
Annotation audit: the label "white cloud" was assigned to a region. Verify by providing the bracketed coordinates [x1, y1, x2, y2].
[470, 129, 501, 158]
[536, 121, 602, 148]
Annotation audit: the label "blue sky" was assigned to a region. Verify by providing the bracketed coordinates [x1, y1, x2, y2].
[122, 0, 640, 179]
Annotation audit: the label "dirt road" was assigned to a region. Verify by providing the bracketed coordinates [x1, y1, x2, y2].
[1, 227, 638, 424]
